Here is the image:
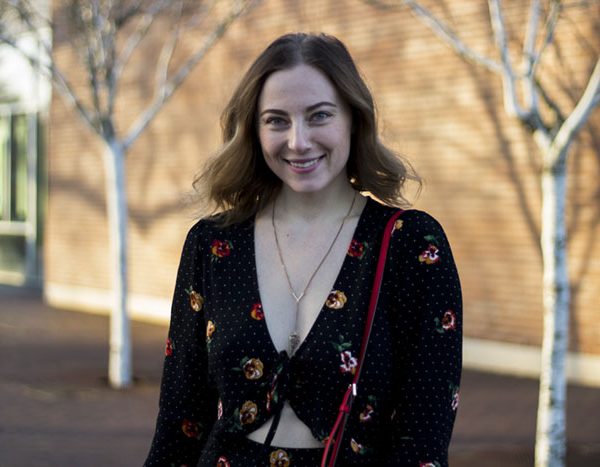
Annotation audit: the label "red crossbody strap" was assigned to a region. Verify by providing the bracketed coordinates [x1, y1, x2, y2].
[321, 209, 404, 467]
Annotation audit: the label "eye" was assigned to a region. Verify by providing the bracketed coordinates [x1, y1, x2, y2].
[263, 116, 288, 127]
[310, 111, 332, 123]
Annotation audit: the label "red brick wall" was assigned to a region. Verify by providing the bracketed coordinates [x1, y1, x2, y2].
[46, 0, 600, 355]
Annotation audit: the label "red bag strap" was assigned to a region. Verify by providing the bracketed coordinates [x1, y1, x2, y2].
[321, 209, 404, 467]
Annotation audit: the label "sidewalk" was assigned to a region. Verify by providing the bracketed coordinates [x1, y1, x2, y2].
[1, 286, 599, 466]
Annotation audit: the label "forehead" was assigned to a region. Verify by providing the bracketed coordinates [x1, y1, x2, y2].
[258, 64, 341, 110]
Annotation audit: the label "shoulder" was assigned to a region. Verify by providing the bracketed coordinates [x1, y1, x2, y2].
[364, 198, 448, 238]
[386, 208, 454, 259]
[181, 213, 253, 257]
[185, 212, 251, 238]
[395, 209, 448, 238]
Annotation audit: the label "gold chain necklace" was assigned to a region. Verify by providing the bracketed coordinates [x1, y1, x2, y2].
[272, 191, 357, 355]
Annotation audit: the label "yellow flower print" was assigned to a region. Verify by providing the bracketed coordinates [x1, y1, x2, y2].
[391, 218, 404, 235]
[206, 320, 216, 338]
[239, 400, 258, 425]
[326, 290, 347, 309]
[269, 449, 290, 467]
[359, 404, 375, 423]
[350, 438, 368, 455]
[234, 357, 264, 380]
[243, 358, 264, 380]
[185, 286, 204, 312]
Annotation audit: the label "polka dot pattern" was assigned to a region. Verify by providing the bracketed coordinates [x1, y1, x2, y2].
[145, 198, 462, 466]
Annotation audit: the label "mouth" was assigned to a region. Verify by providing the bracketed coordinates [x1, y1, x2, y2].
[285, 155, 325, 169]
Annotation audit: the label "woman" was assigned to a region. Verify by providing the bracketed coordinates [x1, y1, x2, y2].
[145, 33, 462, 466]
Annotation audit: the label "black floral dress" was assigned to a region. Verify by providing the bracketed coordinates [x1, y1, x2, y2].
[145, 198, 462, 467]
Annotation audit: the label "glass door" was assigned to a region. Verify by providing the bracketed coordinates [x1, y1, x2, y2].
[0, 110, 44, 285]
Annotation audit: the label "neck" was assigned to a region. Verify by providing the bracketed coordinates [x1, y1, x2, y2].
[275, 181, 358, 223]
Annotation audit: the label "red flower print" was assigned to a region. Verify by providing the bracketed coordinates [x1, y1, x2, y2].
[326, 290, 347, 309]
[165, 337, 174, 356]
[266, 372, 279, 413]
[266, 388, 274, 413]
[217, 399, 223, 420]
[185, 286, 204, 312]
[239, 400, 258, 425]
[442, 310, 457, 331]
[347, 239, 367, 259]
[449, 382, 460, 411]
[419, 244, 440, 264]
[210, 239, 232, 259]
[435, 310, 457, 334]
[216, 456, 230, 467]
[269, 449, 290, 467]
[181, 419, 202, 439]
[340, 350, 358, 375]
[250, 303, 264, 320]
[452, 390, 460, 411]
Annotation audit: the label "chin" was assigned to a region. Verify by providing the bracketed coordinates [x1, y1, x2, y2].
[285, 180, 329, 194]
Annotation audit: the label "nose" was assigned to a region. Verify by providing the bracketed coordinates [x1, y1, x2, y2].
[288, 122, 311, 154]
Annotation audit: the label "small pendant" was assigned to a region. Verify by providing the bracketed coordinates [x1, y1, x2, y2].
[288, 332, 300, 355]
[291, 292, 304, 303]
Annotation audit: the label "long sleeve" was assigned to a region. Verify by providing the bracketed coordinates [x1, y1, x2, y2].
[145, 222, 218, 466]
[383, 210, 462, 466]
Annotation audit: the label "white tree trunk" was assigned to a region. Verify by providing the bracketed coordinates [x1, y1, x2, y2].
[535, 153, 570, 467]
[103, 138, 132, 388]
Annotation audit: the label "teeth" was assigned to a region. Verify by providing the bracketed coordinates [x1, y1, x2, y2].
[288, 158, 320, 169]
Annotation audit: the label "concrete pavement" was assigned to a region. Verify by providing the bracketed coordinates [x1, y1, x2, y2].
[1, 286, 599, 466]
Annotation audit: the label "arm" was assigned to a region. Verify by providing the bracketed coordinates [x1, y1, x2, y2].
[145, 222, 218, 466]
[385, 210, 462, 466]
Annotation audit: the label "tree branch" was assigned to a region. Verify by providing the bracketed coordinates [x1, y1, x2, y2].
[123, 0, 254, 150]
[551, 58, 600, 165]
[153, 0, 185, 98]
[1, 3, 99, 133]
[114, 13, 155, 83]
[535, 77, 566, 130]
[534, 0, 562, 73]
[487, 0, 530, 120]
[522, 0, 541, 111]
[400, 0, 502, 73]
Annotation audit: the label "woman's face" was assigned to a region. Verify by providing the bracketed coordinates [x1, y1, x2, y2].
[257, 64, 352, 195]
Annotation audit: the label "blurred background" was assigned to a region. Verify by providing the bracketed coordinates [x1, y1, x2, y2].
[1, 0, 599, 465]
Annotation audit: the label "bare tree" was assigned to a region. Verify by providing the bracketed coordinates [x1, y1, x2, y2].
[0, 0, 255, 388]
[367, 1, 599, 466]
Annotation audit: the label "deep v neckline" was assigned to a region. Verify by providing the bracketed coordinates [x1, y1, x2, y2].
[251, 197, 371, 359]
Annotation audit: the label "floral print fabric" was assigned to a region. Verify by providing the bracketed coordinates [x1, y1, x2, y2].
[145, 197, 462, 466]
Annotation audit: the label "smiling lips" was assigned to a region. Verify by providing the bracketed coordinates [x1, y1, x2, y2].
[285, 155, 325, 171]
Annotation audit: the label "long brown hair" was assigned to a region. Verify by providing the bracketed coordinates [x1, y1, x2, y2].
[193, 32, 420, 225]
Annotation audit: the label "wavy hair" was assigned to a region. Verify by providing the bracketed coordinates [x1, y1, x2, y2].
[193, 32, 420, 225]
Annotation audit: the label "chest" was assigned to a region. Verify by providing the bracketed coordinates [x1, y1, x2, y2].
[254, 214, 360, 354]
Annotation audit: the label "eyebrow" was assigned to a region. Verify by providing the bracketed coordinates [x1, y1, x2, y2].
[259, 101, 338, 117]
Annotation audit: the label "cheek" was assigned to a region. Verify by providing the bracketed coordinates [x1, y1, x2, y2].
[258, 131, 278, 159]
